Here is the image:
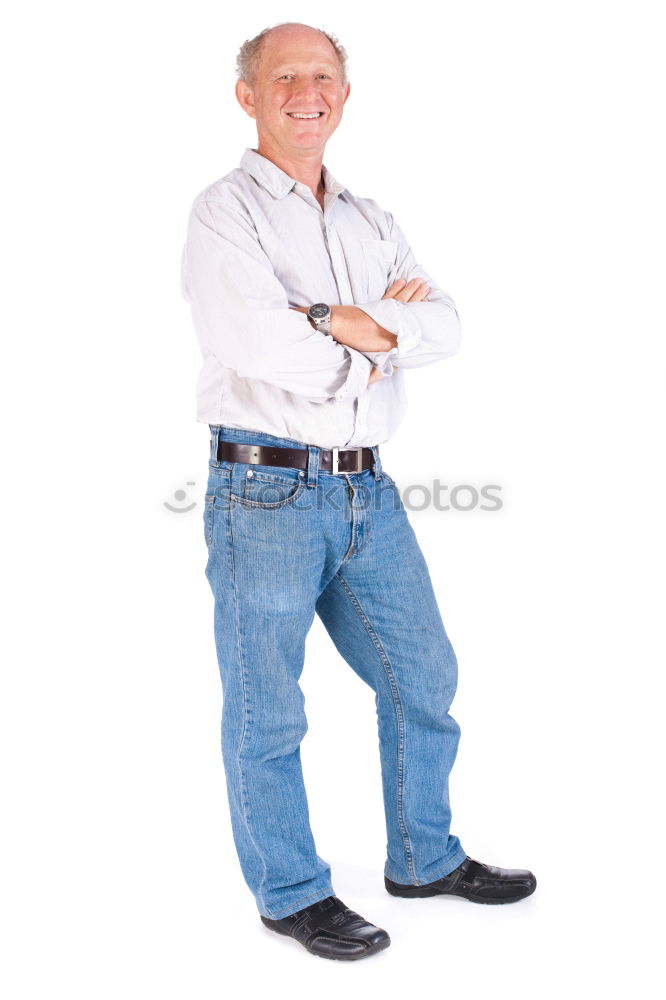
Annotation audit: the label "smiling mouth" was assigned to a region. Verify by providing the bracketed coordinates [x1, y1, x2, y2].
[286, 111, 326, 119]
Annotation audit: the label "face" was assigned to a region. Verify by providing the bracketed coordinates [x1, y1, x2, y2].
[236, 26, 350, 158]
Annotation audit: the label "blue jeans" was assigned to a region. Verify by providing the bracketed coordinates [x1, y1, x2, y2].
[203, 424, 466, 919]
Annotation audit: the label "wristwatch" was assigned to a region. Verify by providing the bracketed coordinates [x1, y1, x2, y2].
[307, 302, 332, 336]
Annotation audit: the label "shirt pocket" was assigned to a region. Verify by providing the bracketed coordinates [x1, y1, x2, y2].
[361, 238, 399, 262]
[360, 239, 399, 299]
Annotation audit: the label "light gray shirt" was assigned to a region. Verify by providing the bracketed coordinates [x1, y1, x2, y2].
[180, 147, 461, 448]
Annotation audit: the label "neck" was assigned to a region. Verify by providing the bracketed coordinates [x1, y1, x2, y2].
[255, 139, 325, 205]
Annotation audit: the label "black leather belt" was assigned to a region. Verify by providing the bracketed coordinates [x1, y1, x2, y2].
[217, 441, 376, 474]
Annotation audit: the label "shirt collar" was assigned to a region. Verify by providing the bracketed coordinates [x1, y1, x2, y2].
[240, 147, 346, 201]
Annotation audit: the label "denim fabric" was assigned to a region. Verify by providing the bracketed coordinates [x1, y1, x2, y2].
[203, 424, 466, 919]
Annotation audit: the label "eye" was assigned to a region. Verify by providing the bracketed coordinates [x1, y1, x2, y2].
[278, 74, 294, 80]
[316, 73, 331, 79]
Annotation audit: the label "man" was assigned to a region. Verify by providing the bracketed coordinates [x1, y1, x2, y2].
[181, 21, 536, 962]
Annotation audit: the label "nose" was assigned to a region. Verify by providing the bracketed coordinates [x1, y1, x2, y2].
[291, 80, 324, 104]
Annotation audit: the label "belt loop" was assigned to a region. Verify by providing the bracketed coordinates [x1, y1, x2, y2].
[209, 424, 220, 465]
[370, 445, 382, 480]
[306, 445, 319, 488]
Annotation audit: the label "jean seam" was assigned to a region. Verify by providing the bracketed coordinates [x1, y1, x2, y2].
[203, 496, 214, 548]
[227, 501, 269, 898]
[333, 573, 417, 883]
[227, 501, 251, 758]
[262, 886, 336, 921]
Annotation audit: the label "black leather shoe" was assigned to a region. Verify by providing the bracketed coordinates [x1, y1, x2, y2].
[385, 857, 537, 904]
[260, 895, 391, 960]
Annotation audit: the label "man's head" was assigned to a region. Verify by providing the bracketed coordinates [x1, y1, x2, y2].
[235, 22, 350, 160]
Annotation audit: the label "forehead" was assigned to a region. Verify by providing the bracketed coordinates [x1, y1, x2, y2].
[260, 30, 339, 71]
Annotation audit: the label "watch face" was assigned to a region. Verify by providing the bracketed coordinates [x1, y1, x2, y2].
[309, 303, 330, 319]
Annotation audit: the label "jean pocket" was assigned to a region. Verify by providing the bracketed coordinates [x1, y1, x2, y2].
[377, 472, 404, 513]
[232, 469, 306, 509]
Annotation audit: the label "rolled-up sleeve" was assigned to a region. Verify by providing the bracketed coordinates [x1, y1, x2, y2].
[356, 211, 461, 372]
[181, 198, 372, 401]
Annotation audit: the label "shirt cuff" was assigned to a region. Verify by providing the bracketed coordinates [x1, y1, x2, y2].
[356, 298, 423, 358]
[360, 347, 398, 376]
[334, 346, 373, 401]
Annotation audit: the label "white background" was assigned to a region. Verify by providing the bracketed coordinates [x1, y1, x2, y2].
[2, 1, 664, 996]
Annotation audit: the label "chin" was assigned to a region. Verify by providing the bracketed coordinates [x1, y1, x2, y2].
[291, 136, 328, 149]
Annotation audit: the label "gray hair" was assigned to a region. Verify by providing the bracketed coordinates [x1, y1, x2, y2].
[236, 22, 349, 89]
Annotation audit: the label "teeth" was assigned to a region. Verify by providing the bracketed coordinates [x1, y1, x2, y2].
[288, 112, 322, 119]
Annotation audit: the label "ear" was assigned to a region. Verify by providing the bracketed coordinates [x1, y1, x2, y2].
[235, 79, 257, 119]
[342, 81, 351, 106]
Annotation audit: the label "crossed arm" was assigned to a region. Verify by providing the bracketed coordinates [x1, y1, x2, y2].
[290, 277, 431, 386]
[182, 197, 460, 402]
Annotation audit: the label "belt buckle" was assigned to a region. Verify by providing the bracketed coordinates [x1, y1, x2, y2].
[331, 446, 362, 474]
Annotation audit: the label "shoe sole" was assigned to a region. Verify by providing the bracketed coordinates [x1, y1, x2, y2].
[261, 917, 391, 960]
[385, 880, 537, 904]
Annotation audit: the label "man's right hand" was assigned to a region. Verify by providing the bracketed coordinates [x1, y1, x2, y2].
[382, 277, 430, 303]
